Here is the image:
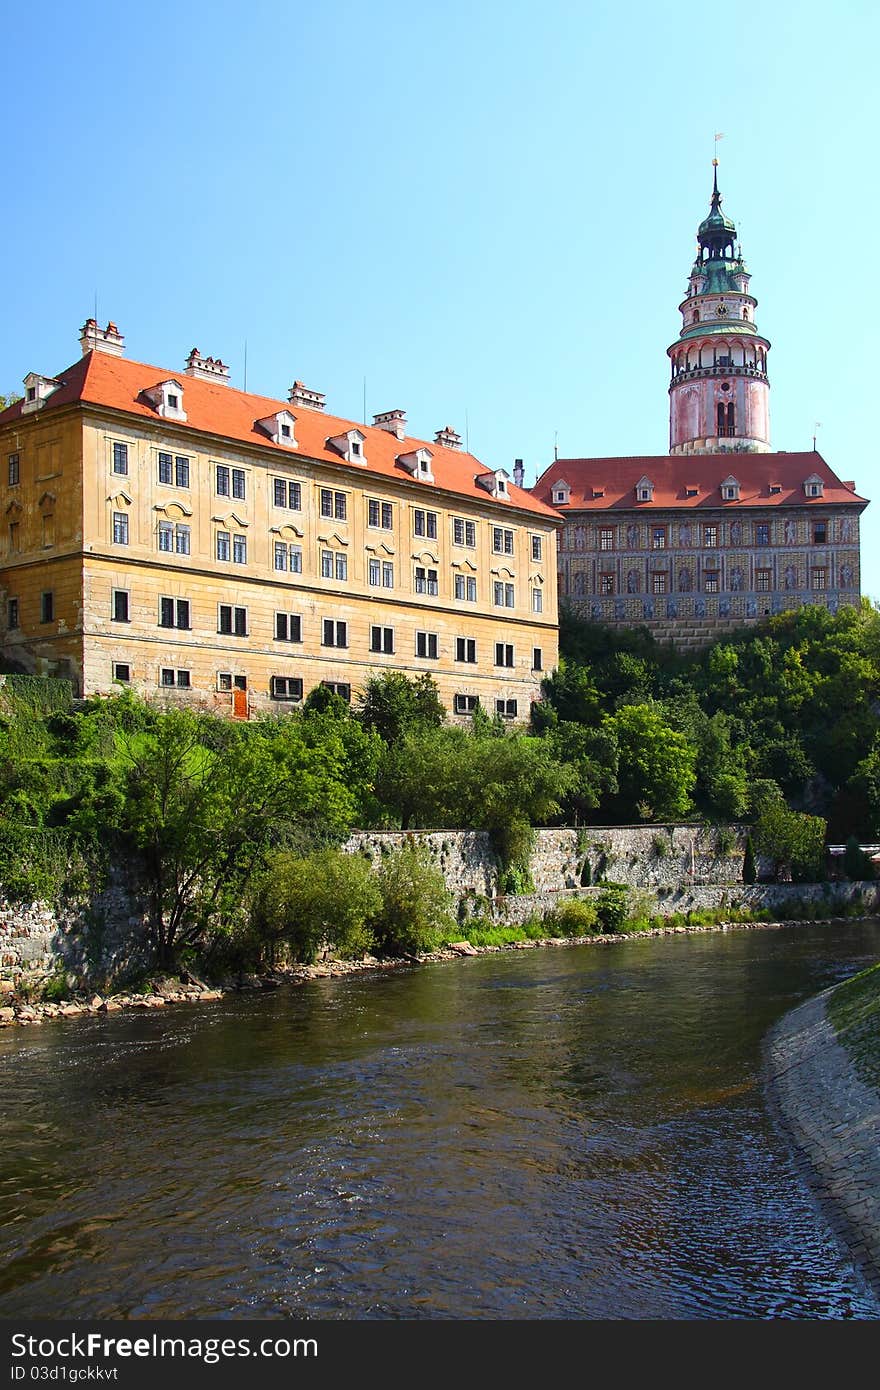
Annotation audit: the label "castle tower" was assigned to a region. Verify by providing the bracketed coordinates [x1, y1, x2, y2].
[667, 162, 771, 454]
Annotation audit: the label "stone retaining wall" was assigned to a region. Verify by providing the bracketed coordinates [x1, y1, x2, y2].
[764, 990, 880, 1295]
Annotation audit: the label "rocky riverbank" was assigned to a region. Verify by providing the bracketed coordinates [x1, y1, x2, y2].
[0, 915, 861, 1030]
[764, 988, 880, 1296]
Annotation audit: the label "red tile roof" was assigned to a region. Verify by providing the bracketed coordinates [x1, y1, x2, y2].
[0, 351, 559, 520]
[532, 453, 868, 511]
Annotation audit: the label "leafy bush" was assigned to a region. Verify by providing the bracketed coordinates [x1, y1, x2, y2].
[595, 883, 630, 933]
[543, 897, 599, 936]
[651, 834, 669, 858]
[253, 848, 381, 963]
[844, 835, 872, 881]
[370, 842, 454, 956]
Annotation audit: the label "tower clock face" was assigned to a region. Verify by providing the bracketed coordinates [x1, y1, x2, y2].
[716, 302, 728, 316]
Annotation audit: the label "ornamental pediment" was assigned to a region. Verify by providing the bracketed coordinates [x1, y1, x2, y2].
[155, 500, 193, 519]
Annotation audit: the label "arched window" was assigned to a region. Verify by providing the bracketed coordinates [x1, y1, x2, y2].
[742, 307, 749, 320]
[692, 309, 700, 323]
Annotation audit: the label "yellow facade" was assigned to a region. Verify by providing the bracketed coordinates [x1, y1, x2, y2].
[1, 356, 559, 720]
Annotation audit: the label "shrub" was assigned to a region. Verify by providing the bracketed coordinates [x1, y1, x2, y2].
[844, 835, 872, 882]
[371, 842, 455, 956]
[715, 825, 736, 857]
[595, 884, 630, 933]
[651, 834, 669, 858]
[253, 848, 381, 963]
[543, 897, 599, 937]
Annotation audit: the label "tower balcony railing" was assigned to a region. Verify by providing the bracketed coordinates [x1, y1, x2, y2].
[670, 364, 768, 385]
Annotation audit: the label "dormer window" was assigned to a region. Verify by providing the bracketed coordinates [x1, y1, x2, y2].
[769, 484, 782, 495]
[720, 475, 740, 502]
[635, 476, 654, 503]
[256, 410, 298, 448]
[803, 474, 824, 499]
[475, 469, 511, 501]
[143, 379, 187, 422]
[21, 373, 61, 415]
[326, 429, 367, 465]
[397, 447, 434, 482]
[552, 479, 570, 506]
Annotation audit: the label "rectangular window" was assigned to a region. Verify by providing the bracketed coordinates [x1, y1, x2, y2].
[454, 574, 465, 601]
[415, 565, 438, 595]
[599, 573, 615, 595]
[811, 567, 827, 590]
[175, 524, 190, 555]
[456, 637, 477, 663]
[112, 511, 129, 545]
[273, 541, 301, 572]
[532, 587, 543, 613]
[756, 568, 772, 592]
[218, 604, 247, 636]
[703, 525, 718, 547]
[112, 442, 128, 475]
[496, 699, 518, 719]
[158, 521, 173, 552]
[532, 647, 543, 670]
[416, 631, 438, 659]
[216, 464, 230, 496]
[160, 668, 190, 689]
[368, 499, 394, 529]
[505, 583, 515, 608]
[454, 574, 478, 602]
[112, 663, 130, 683]
[454, 694, 478, 714]
[599, 527, 614, 552]
[289, 544, 302, 574]
[231, 468, 246, 501]
[756, 523, 770, 546]
[174, 456, 189, 488]
[8, 453, 20, 486]
[271, 676, 303, 702]
[494, 642, 514, 667]
[217, 531, 231, 562]
[158, 451, 173, 485]
[40, 592, 54, 623]
[493, 580, 504, 607]
[704, 571, 719, 593]
[368, 557, 381, 586]
[159, 597, 190, 629]
[377, 560, 391, 588]
[531, 534, 543, 561]
[233, 534, 247, 565]
[8, 598, 19, 629]
[275, 612, 302, 642]
[336, 553, 347, 581]
[413, 508, 438, 539]
[273, 478, 302, 510]
[651, 527, 667, 550]
[370, 625, 394, 654]
[492, 526, 515, 555]
[8, 522, 19, 553]
[41, 514, 55, 548]
[217, 673, 248, 692]
[453, 518, 476, 547]
[321, 549, 333, 579]
[320, 488, 346, 520]
[112, 590, 129, 623]
[651, 572, 667, 594]
[813, 521, 827, 544]
[322, 619, 348, 647]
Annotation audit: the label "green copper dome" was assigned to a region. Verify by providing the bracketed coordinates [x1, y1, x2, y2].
[697, 163, 737, 254]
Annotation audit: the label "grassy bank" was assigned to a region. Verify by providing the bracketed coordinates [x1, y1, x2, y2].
[827, 962, 880, 1094]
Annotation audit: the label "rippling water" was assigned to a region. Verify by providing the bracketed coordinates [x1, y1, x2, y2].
[1, 921, 879, 1319]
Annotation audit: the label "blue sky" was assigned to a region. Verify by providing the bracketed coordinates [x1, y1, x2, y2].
[4, 0, 879, 593]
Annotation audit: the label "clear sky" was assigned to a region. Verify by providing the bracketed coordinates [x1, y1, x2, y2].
[4, 1, 878, 593]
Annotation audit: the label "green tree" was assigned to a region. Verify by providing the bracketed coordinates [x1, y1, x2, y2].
[358, 671, 445, 744]
[751, 788, 826, 882]
[605, 703, 697, 821]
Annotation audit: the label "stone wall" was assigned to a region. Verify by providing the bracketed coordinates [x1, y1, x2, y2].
[346, 824, 751, 894]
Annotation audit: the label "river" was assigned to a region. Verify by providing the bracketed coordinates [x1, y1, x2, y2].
[1, 921, 879, 1320]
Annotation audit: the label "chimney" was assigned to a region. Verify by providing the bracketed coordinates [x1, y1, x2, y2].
[185, 348, 230, 384]
[434, 424, 462, 450]
[372, 409, 407, 440]
[288, 380, 326, 412]
[80, 318, 125, 357]
[513, 458, 525, 488]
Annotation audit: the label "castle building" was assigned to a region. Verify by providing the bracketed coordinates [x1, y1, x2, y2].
[0, 322, 559, 716]
[532, 164, 868, 647]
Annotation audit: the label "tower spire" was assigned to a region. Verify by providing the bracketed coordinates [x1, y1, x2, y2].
[666, 167, 771, 455]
